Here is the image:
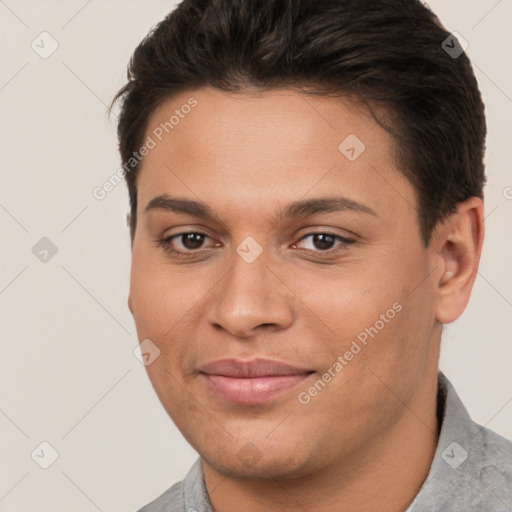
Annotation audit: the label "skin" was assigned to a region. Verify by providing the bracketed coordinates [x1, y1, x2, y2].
[128, 87, 484, 512]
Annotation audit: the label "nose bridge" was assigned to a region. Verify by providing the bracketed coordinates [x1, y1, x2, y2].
[206, 248, 293, 337]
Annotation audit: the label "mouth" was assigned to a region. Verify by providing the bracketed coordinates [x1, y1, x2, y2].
[198, 358, 315, 404]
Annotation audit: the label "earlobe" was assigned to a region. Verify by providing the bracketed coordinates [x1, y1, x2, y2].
[435, 197, 484, 324]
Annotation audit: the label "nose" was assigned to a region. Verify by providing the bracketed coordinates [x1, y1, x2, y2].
[205, 250, 295, 338]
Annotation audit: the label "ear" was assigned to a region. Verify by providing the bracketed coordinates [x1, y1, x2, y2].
[433, 197, 484, 324]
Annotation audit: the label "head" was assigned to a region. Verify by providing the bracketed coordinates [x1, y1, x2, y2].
[114, 0, 486, 481]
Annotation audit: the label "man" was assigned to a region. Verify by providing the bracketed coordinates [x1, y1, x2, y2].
[112, 0, 512, 510]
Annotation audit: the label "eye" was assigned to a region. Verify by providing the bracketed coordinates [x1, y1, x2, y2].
[158, 231, 219, 255]
[293, 232, 354, 253]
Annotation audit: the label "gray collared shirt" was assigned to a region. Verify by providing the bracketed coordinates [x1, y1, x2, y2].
[137, 373, 512, 511]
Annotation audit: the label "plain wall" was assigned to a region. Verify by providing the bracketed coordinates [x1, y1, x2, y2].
[0, 1, 511, 511]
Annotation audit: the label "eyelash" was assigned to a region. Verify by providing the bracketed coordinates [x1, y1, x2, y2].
[157, 231, 355, 259]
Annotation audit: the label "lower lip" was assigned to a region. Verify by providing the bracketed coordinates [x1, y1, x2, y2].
[201, 374, 311, 404]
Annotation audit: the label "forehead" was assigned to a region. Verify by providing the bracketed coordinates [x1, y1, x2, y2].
[136, 87, 414, 221]
[142, 87, 385, 167]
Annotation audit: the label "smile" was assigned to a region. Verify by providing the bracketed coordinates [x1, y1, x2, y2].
[198, 358, 314, 404]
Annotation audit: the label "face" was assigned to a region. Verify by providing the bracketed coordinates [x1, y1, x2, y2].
[129, 87, 442, 480]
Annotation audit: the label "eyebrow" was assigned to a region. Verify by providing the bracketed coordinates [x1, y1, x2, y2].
[144, 194, 377, 220]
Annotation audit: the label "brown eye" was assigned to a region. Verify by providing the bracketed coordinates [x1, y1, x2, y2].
[295, 232, 354, 252]
[158, 231, 219, 257]
[180, 233, 206, 250]
[311, 234, 336, 250]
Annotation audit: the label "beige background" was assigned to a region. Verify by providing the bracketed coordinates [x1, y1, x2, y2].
[0, 1, 511, 511]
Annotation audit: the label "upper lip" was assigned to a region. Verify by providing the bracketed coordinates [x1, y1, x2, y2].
[199, 358, 312, 378]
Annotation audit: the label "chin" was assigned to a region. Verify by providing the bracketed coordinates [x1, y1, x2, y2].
[199, 438, 315, 481]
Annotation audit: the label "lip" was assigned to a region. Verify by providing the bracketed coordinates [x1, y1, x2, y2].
[198, 358, 314, 404]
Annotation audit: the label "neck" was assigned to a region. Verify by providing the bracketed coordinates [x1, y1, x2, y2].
[202, 369, 440, 512]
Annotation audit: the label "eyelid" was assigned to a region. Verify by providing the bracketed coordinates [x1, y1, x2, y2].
[165, 231, 219, 248]
[292, 231, 355, 252]
[157, 228, 356, 258]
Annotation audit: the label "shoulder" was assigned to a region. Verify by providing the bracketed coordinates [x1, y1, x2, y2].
[473, 423, 512, 497]
[135, 459, 209, 512]
[137, 480, 184, 512]
[433, 421, 512, 512]
[411, 373, 512, 512]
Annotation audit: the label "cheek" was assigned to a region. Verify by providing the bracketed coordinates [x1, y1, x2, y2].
[129, 250, 209, 339]
[285, 260, 399, 340]
[290, 252, 433, 369]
